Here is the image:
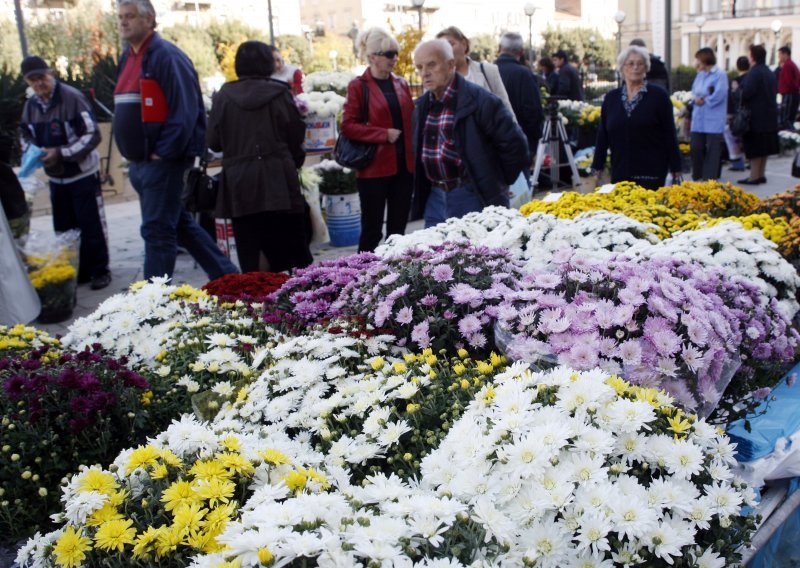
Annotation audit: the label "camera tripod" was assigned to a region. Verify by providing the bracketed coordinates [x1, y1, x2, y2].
[532, 97, 581, 189]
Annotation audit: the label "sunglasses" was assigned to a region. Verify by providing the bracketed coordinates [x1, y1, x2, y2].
[374, 50, 399, 59]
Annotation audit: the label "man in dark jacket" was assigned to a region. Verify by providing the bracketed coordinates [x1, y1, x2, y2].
[412, 39, 529, 227]
[630, 39, 670, 92]
[114, 0, 237, 281]
[551, 50, 583, 101]
[19, 55, 112, 289]
[495, 32, 543, 160]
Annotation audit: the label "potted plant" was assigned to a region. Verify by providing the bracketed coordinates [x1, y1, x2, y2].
[312, 159, 360, 247]
[24, 230, 80, 323]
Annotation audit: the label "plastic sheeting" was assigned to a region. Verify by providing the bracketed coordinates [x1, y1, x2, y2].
[0, 206, 40, 325]
[748, 478, 800, 567]
[729, 363, 800, 487]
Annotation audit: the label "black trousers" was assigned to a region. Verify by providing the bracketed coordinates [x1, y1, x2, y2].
[690, 132, 723, 181]
[231, 209, 312, 274]
[781, 92, 800, 130]
[356, 171, 413, 253]
[50, 173, 109, 281]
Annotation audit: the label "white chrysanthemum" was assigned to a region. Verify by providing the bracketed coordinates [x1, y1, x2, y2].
[663, 439, 705, 479]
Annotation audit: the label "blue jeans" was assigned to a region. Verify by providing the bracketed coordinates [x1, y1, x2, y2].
[423, 185, 485, 228]
[129, 159, 238, 280]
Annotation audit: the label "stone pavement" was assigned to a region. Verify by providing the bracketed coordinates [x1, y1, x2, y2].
[27, 152, 799, 337]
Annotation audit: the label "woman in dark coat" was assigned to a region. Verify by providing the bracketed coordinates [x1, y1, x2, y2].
[738, 44, 779, 185]
[591, 45, 682, 189]
[207, 41, 312, 273]
[341, 27, 415, 253]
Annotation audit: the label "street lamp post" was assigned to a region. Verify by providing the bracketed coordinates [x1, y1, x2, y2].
[613, 10, 626, 56]
[411, 0, 425, 33]
[589, 34, 596, 77]
[524, 3, 537, 64]
[771, 19, 783, 66]
[695, 15, 706, 47]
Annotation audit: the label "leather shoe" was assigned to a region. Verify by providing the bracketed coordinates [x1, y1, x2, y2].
[90, 272, 112, 290]
[738, 177, 766, 185]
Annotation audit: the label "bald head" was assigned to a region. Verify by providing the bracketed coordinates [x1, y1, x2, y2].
[414, 40, 456, 98]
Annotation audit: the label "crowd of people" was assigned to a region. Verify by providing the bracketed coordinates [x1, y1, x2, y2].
[4, 0, 797, 299]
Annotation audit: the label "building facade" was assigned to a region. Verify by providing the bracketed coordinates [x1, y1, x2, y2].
[299, 0, 620, 46]
[618, 0, 800, 70]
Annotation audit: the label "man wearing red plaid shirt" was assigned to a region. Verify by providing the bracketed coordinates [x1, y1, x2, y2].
[411, 39, 529, 228]
[778, 46, 800, 130]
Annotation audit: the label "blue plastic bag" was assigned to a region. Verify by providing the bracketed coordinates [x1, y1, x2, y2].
[18, 144, 45, 179]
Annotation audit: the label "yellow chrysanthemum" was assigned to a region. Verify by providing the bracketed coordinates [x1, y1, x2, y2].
[190, 459, 233, 482]
[77, 469, 118, 496]
[283, 470, 307, 493]
[172, 500, 208, 532]
[127, 445, 160, 472]
[87, 501, 124, 526]
[202, 502, 236, 537]
[53, 525, 92, 568]
[258, 547, 274, 564]
[194, 478, 236, 507]
[221, 435, 242, 452]
[217, 452, 255, 476]
[259, 449, 292, 466]
[93, 518, 136, 552]
[131, 526, 160, 561]
[161, 479, 198, 512]
[154, 526, 184, 559]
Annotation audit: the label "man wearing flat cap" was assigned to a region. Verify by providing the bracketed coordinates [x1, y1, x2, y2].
[19, 55, 112, 290]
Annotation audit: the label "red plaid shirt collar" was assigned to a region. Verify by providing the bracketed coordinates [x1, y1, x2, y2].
[432, 77, 457, 108]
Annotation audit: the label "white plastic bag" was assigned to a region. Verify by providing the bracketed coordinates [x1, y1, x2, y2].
[508, 172, 532, 210]
[0, 207, 40, 325]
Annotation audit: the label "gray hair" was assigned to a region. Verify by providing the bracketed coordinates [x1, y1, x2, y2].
[118, 0, 157, 26]
[499, 32, 525, 54]
[414, 39, 454, 62]
[617, 45, 651, 72]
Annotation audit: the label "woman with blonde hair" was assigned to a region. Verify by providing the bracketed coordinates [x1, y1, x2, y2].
[340, 27, 415, 252]
[436, 26, 514, 115]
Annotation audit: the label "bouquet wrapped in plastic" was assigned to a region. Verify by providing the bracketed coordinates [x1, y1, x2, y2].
[24, 230, 80, 323]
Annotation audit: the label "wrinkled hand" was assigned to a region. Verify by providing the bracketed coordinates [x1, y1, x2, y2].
[695, 96, 705, 106]
[386, 128, 402, 144]
[40, 147, 60, 166]
[149, 153, 161, 161]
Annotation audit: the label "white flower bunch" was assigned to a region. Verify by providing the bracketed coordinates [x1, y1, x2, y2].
[61, 278, 210, 367]
[296, 90, 346, 117]
[626, 220, 800, 318]
[303, 71, 356, 94]
[420, 364, 755, 567]
[310, 158, 352, 175]
[779, 129, 800, 150]
[671, 90, 693, 105]
[377, 207, 658, 272]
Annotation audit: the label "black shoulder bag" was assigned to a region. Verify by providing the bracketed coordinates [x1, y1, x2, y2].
[182, 155, 219, 213]
[333, 79, 377, 170]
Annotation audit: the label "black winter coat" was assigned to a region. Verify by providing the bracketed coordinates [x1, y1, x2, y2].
[554, 62, 584, 101]
[207, 77, 306, 218]
[495, 54, 543, 151]
[591, 84, 681, 189]
[740, 63, 779, 133]
[412, 73, 529, 218]
[647, 55, 670, 92]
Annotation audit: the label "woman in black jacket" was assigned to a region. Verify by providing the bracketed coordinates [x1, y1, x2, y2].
[591, 46, 682, 189]
[738, 44, 779, 185]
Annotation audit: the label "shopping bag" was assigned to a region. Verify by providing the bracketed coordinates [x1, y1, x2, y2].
[508, 172, 532, 210]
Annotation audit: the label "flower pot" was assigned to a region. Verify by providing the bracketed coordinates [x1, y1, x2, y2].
[304, 113, 338, 155]
[323, 193, 361, 247]
[36, 278, 77, 323]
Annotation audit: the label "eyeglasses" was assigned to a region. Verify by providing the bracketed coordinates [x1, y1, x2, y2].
[624, 60, 647, 68]
[373, 50, 399, 59]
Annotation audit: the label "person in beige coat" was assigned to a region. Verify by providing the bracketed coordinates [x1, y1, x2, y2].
[436, 26, 516, 119]
[207, 41, 312, 273]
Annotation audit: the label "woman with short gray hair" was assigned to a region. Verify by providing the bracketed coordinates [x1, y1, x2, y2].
[590, 45, 681, 189]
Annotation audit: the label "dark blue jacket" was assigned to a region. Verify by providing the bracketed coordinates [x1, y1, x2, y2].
[740, 63, 778, 133]
[591, 84, 681, 189]
[412, 73, 529, 218]
[114, 33, 205, 161]
[554, 62, 584, 101]
[495, 53, 543, 151]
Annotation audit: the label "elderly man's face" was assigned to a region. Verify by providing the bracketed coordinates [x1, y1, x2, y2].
[25, 72, 55, 100]
[118, 3, 154, 47]
[414, 44, 456, 97]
